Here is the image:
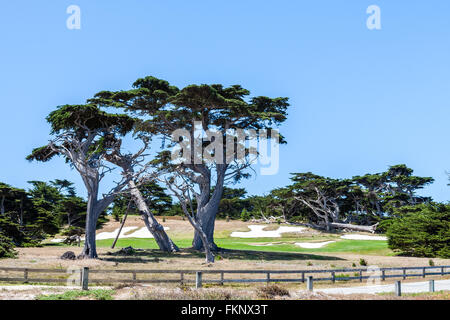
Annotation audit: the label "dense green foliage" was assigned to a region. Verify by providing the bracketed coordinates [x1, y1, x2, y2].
[0, 231, 17, 258]
[386, 203, 450, 258]
[0, 179, 106, 257]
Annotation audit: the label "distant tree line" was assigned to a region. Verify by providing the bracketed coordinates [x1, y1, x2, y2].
[1, 164, 448, 258]
[0, 179, 107, 258]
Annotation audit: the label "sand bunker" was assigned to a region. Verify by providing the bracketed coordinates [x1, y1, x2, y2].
[295, 241, 335, 248]
[51, 226, 170, 243]
[230, 225, 306, 238]
[340, 234, 387, 241]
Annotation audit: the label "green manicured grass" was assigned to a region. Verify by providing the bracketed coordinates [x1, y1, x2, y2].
[37, 289, 114, 300]
[92, 237, 390, 255]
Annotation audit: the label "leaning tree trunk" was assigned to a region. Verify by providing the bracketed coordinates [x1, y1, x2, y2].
[180, 203, 214, 263]
[196, 227, 215, 263]
[128, 181, 179, 253]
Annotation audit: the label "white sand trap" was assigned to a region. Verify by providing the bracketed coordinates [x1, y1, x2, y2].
[295, 241, 336, 249]
[123, 226, 170, 239]
[50, 226, 170, 243]
[340, 234, 387, 241]
[249, 243, 275, 247]
[230, 225, 306, 238]
[95, 226, 139, 240]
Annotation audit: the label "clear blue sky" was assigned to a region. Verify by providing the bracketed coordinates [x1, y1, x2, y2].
[0, 1, 449, 202]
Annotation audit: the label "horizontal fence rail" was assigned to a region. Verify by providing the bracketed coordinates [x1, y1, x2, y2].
[0, 266, 449, 288]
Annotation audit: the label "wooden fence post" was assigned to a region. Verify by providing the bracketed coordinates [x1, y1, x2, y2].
[359, 270, 363, 283]
[180, 272, 184, 285]
[331, 272, 335, 283]
[422, 268, 426, 278]
[307, 276, 313, 291]
[195, 271, 202, 289]
[381, 270, 385, 281]
[441, 267, 444, 276]
[403, 268, 406, 280]
[301, 272, 305, 283]
[220, 272, 224, 286]
[24, 269, 28, 283]
[429, 280, 435, 293]
[132, 272, 137, 282]
[81, 267, 89, 291]
[395, 281, 401, 297]
[266, 272, 270, 284]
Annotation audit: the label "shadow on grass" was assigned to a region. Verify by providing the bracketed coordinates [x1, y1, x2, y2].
[216, 248, 344, 261]
[100, 247, 344, 264]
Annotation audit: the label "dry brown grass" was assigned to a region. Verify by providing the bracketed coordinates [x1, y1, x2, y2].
[1, 283, 447, 300]
[107, 284, 450, 300]
[257, 284, 290, 299]
[1, 216, 449, 299]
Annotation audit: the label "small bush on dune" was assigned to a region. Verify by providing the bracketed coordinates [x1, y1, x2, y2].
[257, 284, 290, 299]
[335, 274, 351, 280]
[240, 209, 251, 222]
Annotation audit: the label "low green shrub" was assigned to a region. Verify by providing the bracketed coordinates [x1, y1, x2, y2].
[387, 203, 450, 258]
[37, 289, 114, 300]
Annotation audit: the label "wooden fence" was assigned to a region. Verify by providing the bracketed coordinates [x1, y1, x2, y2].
[0, 266, 449, 289]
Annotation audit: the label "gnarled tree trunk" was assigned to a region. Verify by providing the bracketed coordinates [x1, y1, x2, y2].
[78, 173, 118, 259]
[192, 198, 221, 251]
[191, 164, 226, 251]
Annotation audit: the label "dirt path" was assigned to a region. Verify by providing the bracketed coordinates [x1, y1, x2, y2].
[315, 279, 450, 295]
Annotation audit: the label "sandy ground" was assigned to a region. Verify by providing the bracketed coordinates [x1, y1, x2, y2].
[1, 282, 448, 300]
[316, 279, 450, 295]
